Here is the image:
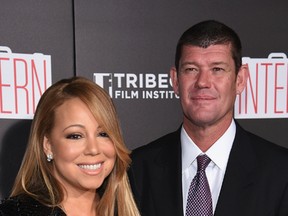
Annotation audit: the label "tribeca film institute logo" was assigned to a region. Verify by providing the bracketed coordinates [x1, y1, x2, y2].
[93, 72, 178, 100]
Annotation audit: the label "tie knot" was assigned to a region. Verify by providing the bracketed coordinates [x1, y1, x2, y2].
[197, 154, 211, 171]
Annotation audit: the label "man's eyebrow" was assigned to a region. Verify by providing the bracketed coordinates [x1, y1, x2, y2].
[180, 61, 197, 67]
[210, 61, 229, 66]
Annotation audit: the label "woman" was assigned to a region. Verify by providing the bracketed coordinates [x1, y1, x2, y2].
[0, 77, 140, 216]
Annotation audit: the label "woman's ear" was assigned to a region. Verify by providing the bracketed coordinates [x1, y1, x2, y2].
[43, 136, 54, 162]
[43, 136, 52, 155]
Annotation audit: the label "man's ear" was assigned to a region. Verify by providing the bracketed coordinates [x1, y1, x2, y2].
[236, 64, 248, 94]
[170, 67, 179, 95]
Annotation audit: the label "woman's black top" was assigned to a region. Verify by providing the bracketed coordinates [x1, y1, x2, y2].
[0, 194, 66, 216]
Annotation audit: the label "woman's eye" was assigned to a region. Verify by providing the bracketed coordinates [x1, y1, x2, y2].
[99, 132, 109, 138]
[66, 134, 82, 139]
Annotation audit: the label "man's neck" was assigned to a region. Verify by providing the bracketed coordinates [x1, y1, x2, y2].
[183, 118, 233, 152]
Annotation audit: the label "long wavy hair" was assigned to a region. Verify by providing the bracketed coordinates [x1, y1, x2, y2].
[11, 76, 140, 216]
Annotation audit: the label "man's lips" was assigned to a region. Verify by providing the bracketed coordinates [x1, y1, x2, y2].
[191, 95, 216, 100]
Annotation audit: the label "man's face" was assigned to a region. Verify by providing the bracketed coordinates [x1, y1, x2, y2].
[171, 44, 247, 130]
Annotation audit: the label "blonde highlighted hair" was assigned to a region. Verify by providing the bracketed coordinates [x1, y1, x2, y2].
[11, 76, 140, 216]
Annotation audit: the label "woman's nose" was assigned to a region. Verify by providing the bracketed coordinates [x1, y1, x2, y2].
[84, 137, 100, 156]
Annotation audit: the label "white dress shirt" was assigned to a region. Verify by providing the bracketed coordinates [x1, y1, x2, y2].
[181, 120, 236, 214]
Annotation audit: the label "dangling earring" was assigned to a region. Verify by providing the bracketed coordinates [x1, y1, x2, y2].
[47, 154, 53, 162]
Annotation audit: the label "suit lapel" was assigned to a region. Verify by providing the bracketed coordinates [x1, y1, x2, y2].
[214, 124, 259, 216]
[151, 129, 184, 216]
[143, 124, 259, 216]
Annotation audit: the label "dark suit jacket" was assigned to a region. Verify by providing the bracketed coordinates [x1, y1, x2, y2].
[128, 123, 288, 216]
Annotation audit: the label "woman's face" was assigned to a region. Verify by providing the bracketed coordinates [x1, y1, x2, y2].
[43, 98, 116, 195]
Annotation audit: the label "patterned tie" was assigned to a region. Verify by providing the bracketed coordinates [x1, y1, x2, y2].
[185, 154, 213, 216]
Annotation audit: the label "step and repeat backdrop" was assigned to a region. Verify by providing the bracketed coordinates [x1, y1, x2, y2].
[0, 0, 288, 199]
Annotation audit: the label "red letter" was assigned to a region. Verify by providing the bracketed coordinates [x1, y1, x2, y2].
[31, 59, 47, 113]
[274, 63, 284, 114]
[262, 63, 273, 113]
[13, 58, 29, 114]
[245, 63, 259, 114]
[0, 57, 12, 114]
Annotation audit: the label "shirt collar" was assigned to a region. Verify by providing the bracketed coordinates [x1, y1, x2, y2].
[181, 120, 236, 171]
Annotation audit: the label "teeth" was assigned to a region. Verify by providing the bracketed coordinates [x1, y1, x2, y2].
[78, 164, 101, 170]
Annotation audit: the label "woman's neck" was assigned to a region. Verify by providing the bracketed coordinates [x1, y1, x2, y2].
[61, 191, 99, 216]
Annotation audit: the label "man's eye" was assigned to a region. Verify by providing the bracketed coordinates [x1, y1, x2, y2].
[66, 134, 82, 139]
[184, 67, 197, 73]
[213, 67, 224, 72]
[99, 132, 109, 138]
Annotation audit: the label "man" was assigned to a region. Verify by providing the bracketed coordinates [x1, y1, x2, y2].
[128, 20, 288, 216]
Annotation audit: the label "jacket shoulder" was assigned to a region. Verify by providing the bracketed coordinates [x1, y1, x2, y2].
[236, 124, 288, 164]
[132, 129, 180, 157]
